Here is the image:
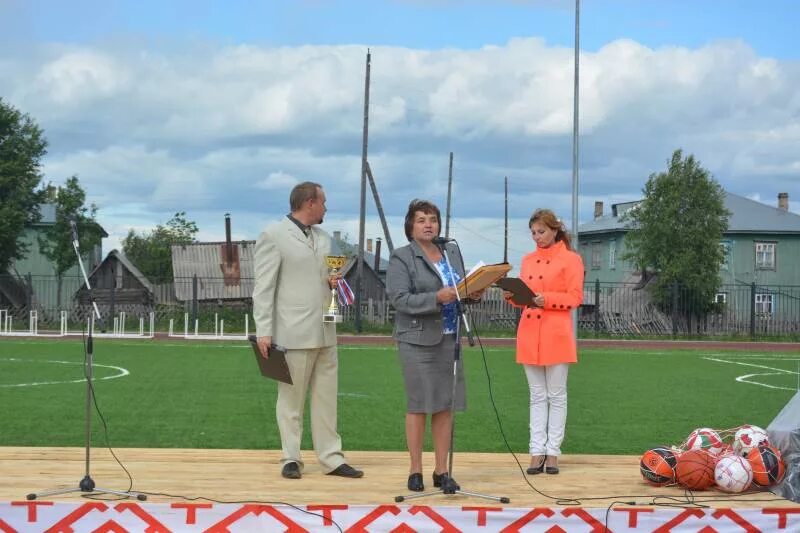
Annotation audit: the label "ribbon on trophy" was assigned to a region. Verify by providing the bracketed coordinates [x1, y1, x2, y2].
[336, 277, 355, 306]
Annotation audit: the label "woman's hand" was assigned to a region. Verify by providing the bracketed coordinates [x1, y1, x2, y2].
[533, 294, 545, 308]
[436, 287, 458, 304]
[467, 289, 485, 300]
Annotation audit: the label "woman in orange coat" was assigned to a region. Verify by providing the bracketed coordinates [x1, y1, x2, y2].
[503, 209, 584, 475]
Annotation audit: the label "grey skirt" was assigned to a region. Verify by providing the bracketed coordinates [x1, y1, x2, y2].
[398, 335, 466, 414]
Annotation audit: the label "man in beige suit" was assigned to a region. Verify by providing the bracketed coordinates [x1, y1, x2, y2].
[253, 181, 363, 480]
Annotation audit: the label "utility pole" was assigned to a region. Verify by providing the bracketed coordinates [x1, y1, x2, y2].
[571, 0, 581, 336]
[355, 50, 371, 333]
[504, 176, 508, 264]
[445, 152, 454, 238]
[571, 0, 580, 253]
[366, 162, 394, 253]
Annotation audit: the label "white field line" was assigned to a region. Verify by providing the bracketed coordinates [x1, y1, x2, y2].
[0, 358, 129, 388]
[702, 355, 799, 391]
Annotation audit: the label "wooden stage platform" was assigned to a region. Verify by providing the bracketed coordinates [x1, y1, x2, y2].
[2, 446, 796, 508]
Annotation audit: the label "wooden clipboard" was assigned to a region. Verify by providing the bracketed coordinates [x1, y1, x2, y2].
[456, 262, 512, 294]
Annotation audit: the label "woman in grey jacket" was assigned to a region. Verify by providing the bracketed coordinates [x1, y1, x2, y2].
[386, 199, 472, 493]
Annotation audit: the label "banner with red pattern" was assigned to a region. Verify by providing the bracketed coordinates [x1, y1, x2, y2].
[1, 502, 799, 532]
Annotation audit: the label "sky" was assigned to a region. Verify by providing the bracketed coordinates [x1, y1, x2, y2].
[1, 0, 798, 273]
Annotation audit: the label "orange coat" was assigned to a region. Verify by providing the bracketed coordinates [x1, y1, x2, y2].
[512, 240, 584, 366]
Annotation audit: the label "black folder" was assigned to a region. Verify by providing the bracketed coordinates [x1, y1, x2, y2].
[495, 277, 537, 307]
[247, 335, 293, 385]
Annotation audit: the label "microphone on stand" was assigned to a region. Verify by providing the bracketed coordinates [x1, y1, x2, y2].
[432, 236, 455, 245]
[69, 218, 80, 248]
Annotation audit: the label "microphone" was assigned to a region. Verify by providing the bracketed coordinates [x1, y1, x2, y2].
[69, 218, 79, 246]
[431, 236, 455, 245]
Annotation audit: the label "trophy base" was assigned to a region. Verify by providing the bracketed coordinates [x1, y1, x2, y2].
[323, 314, 343, 323]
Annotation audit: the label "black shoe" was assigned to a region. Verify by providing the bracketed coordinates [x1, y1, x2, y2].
[327, 463, 364, 478]
[526, 456, 546, 475]
[281, 461, 301, 479]
[407, 473, 424, 492]
[545, 457, 559, 475]
[432, 471, 459, 490]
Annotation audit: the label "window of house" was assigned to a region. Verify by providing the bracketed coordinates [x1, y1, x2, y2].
[719, 240, 732, 271]
[609, 239, 617, 270]
[591, 242, 602, 270]
[755, 293, 774, 316]
[755, 242, 776, 270]
[714, 293, 727, 304]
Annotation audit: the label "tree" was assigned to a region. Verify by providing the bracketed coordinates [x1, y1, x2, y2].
[38, 176, 102, 307]
[122, 212, 199, 283]
[622, 149, 730, 330]
[0, 98, 47, 273]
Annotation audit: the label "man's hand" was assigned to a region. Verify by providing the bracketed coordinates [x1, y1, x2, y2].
[328, 273, 342, 290]
[257, 336, 272, 359]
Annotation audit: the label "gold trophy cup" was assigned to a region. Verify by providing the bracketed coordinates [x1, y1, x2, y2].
[323, 255, 347, 323]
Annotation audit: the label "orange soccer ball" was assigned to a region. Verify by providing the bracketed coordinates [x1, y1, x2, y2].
[747, 445, 786, 488]
[676, 449, 716, 490]
[640, 447, 678, 486]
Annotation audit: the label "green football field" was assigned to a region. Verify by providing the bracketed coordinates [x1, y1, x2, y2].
[0, 337, 797, 455]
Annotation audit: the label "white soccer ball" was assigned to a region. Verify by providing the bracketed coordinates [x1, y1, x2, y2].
[715, 455, 753, 493]
[686, 428, 724, 455]
[733, 425, 769, 456]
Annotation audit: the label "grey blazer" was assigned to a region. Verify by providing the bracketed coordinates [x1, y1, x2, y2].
[386, 240, 466, 346]
[252, 217, 336, 349]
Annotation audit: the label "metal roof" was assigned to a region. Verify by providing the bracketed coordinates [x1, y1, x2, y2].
[579, 192, 800, 236]
[171, 241, 256, 301]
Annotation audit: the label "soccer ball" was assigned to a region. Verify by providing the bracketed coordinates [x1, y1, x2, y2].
[715, 455, 753, 493]
[686, 428, 724, 455]
[640, 447, 678, 486]
[733, 425, 770, 456]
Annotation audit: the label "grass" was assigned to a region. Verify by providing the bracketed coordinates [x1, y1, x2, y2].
[0, 337, 797, 455]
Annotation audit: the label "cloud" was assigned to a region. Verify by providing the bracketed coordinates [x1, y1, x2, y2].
[2, 36, 798, 269]
[256, 171, 298, 190]
[35, 49, 129, 105]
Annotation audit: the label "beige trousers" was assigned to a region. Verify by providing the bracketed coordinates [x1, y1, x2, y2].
[276, 346, 345, 473]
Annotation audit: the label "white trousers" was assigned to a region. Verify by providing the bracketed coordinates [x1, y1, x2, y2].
[277, 346, 345, 473]
[523, 363, 569, 456]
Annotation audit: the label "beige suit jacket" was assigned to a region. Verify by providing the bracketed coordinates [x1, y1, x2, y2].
[252, 217, 336, 349]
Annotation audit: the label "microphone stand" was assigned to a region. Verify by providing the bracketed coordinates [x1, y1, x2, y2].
[26, 221, 145, 501]
[395, 239, 509, 504]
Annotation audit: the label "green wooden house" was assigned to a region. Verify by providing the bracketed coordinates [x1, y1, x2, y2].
[577, 192, 800, 327]
[2, 204, 107, 310]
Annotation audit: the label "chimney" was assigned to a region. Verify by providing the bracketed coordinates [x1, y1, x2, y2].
[224, 213, 233, 264]
[594, 201, 603, 220]
[333, 230, 341, 241]
[778, 192, 789, 211]
[367, 238, 373, 253]
[374, 238, 382, 272]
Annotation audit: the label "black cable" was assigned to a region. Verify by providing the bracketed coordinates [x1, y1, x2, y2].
[135, 492, 344, 533]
